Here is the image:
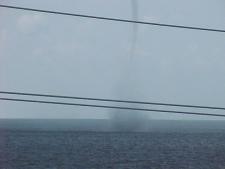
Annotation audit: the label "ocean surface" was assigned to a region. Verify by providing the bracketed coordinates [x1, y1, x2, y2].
[0, 119, 225, 169]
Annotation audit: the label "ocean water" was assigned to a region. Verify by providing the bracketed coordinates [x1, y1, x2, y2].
[0, 120, 225, 169]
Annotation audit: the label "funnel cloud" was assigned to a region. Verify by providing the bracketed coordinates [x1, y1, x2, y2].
[110, 0, 149, 131]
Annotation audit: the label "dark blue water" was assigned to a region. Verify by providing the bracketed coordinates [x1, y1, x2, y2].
[1, 129, 225, 169]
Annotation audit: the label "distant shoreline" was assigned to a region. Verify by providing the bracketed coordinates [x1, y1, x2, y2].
[0, 119, 225, 132]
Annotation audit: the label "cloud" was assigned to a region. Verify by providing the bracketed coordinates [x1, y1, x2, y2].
[17, 13, 44, 34]
[0, 29, 7, 51]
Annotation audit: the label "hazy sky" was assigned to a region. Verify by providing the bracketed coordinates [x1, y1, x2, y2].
[0, 0, 225, 119]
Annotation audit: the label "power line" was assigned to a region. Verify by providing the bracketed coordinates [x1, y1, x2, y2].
[0, 4, 225, 33]
[0, 97, 225, 117]
[0, 91, 225, 111]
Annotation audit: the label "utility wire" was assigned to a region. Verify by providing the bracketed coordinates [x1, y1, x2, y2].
[0, 91, 225, 111]
[0, 4, 225, 33]
[0, 97, 225, 117]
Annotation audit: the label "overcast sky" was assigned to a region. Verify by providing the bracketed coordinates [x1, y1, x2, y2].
[0, 0, 225, 119]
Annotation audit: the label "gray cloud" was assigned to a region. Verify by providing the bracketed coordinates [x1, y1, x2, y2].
[0, 0, 225, 120]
